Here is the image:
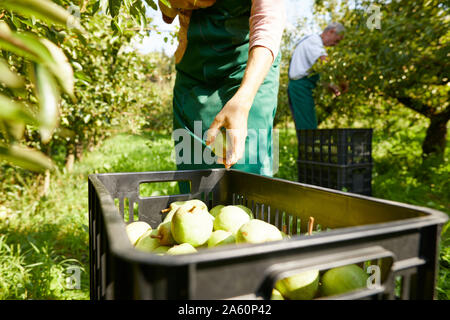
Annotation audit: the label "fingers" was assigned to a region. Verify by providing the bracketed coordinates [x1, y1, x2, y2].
[205, 115, 247, 169]
[210, 129, 246, 169]
[205, 117, 223, 147]
[224, 129, 246, 169]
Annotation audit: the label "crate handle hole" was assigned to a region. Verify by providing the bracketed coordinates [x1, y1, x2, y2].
[139, 180, 192, 197]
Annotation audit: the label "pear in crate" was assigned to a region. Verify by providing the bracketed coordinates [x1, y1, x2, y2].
[320, 264, 369, 297]
[236, 219, 283, 244]
[210, 130, 229, 159]
[171, 205, 213, 247]
[213, 205, 250, 235]
[207, 230, 235, 248]
[209, 205, 225, 218]
[270, 288, 285, 300]
[167, 243, 198, 255]
[152, 245, 170, 255]
[163, 199, 208, 223]
[275, 269, 320, 300]
[235, 205, 254, 219]
[125, 221, 151, 246]
[135, 229, 160, 252]
[153, 221, 176, 246]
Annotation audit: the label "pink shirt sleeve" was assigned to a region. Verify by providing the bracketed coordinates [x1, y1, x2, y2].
[249, 0, 287, 60]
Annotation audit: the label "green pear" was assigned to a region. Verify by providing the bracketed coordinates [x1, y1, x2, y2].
[209, 205, 225, 218]
[153, 221, 176, 246]
[236, 219, 283, 244]
[207, 230, 235, 248]
[171, 205, 213, 247]
[275, 269, 320, 300]
[163, 199, 208, 223]
[152, 245, 170, 255]
[196, 242, 209, 249]
[320, 264, 369, 297]
[167, 243, 198, 255]
[135, 229, 160, 252]
[235, 205, 254, 219]
[210, 130, 229, 159]
[270, 288, 285, 300]
[213, 205, 250, 235]
[125, 221, 151, 246]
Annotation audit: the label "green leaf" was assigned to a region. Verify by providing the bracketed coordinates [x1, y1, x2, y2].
[31, 63, 60, 143]
[39, 38, 75, 99]
[0, 143, 54, 172]
[130, 0, 147, 29]
[3, 120, 25, 140]
[0, 94, 36, 124]
[0, 22, 56, 65]
[92, 1, 101, 15]
[158, 0, 172, 8]
[108, 0, 122, 17]
[145, 0, 158, 10]
[0, 22, 41, 62]
[1, 0, 85, 33]
[0, 59, 24, 88]
[0, 23, 74, 98]
[110, 18, 123, 35]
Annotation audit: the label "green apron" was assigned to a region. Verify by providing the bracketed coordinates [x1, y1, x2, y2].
[287, 73, 320, 130]
[172, 0, 281, 192]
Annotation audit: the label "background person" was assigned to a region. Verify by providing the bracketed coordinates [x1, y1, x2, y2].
[287, 22, 346, 131]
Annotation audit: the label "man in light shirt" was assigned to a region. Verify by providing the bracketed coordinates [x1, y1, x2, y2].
[288, 22, 346, 130]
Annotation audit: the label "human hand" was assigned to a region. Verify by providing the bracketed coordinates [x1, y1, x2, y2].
[339, 80, 349, 93]
[328, 84, 341, 96]
[206, 95, 251, 169]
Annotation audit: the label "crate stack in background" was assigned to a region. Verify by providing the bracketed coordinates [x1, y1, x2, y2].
[296, 129, 373, 196]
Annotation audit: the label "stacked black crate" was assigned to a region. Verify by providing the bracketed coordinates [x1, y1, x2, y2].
[297, 129, 373, 195]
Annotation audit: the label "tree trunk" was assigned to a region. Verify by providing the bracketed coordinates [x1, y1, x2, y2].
[66, 153, 75, 172]
[422, 114, 449, 159]
[392, 94, 449, 160]
[39, 169, 51, 197]
[65, 143, 75, 173]
[75, 142, 83, 162]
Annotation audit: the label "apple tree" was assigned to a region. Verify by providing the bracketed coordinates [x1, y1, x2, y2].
[313, 0, 449, 159]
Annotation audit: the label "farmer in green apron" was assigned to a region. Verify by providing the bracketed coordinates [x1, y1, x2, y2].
[288, 22, 346, 131]
[159, 0, 286, 192]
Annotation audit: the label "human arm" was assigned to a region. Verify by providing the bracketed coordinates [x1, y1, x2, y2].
[315, 55, 344, 96]
[206, 46, 274, 168]
[206, 0, 286, 168]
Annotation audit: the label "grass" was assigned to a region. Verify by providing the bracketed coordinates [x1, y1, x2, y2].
[0, 131, 176, 299]
[0, 126, 448, 300]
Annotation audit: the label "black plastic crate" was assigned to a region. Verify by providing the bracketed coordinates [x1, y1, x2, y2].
[297, 129, 373, 165]
[297, 161, 372, 196]
[88, 169, 447, 300]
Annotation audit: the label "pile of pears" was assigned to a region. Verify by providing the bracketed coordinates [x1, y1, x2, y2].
[125, 199, 284, 256]
[125, 199, 369, 299]
[271, 263, 369, 300]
